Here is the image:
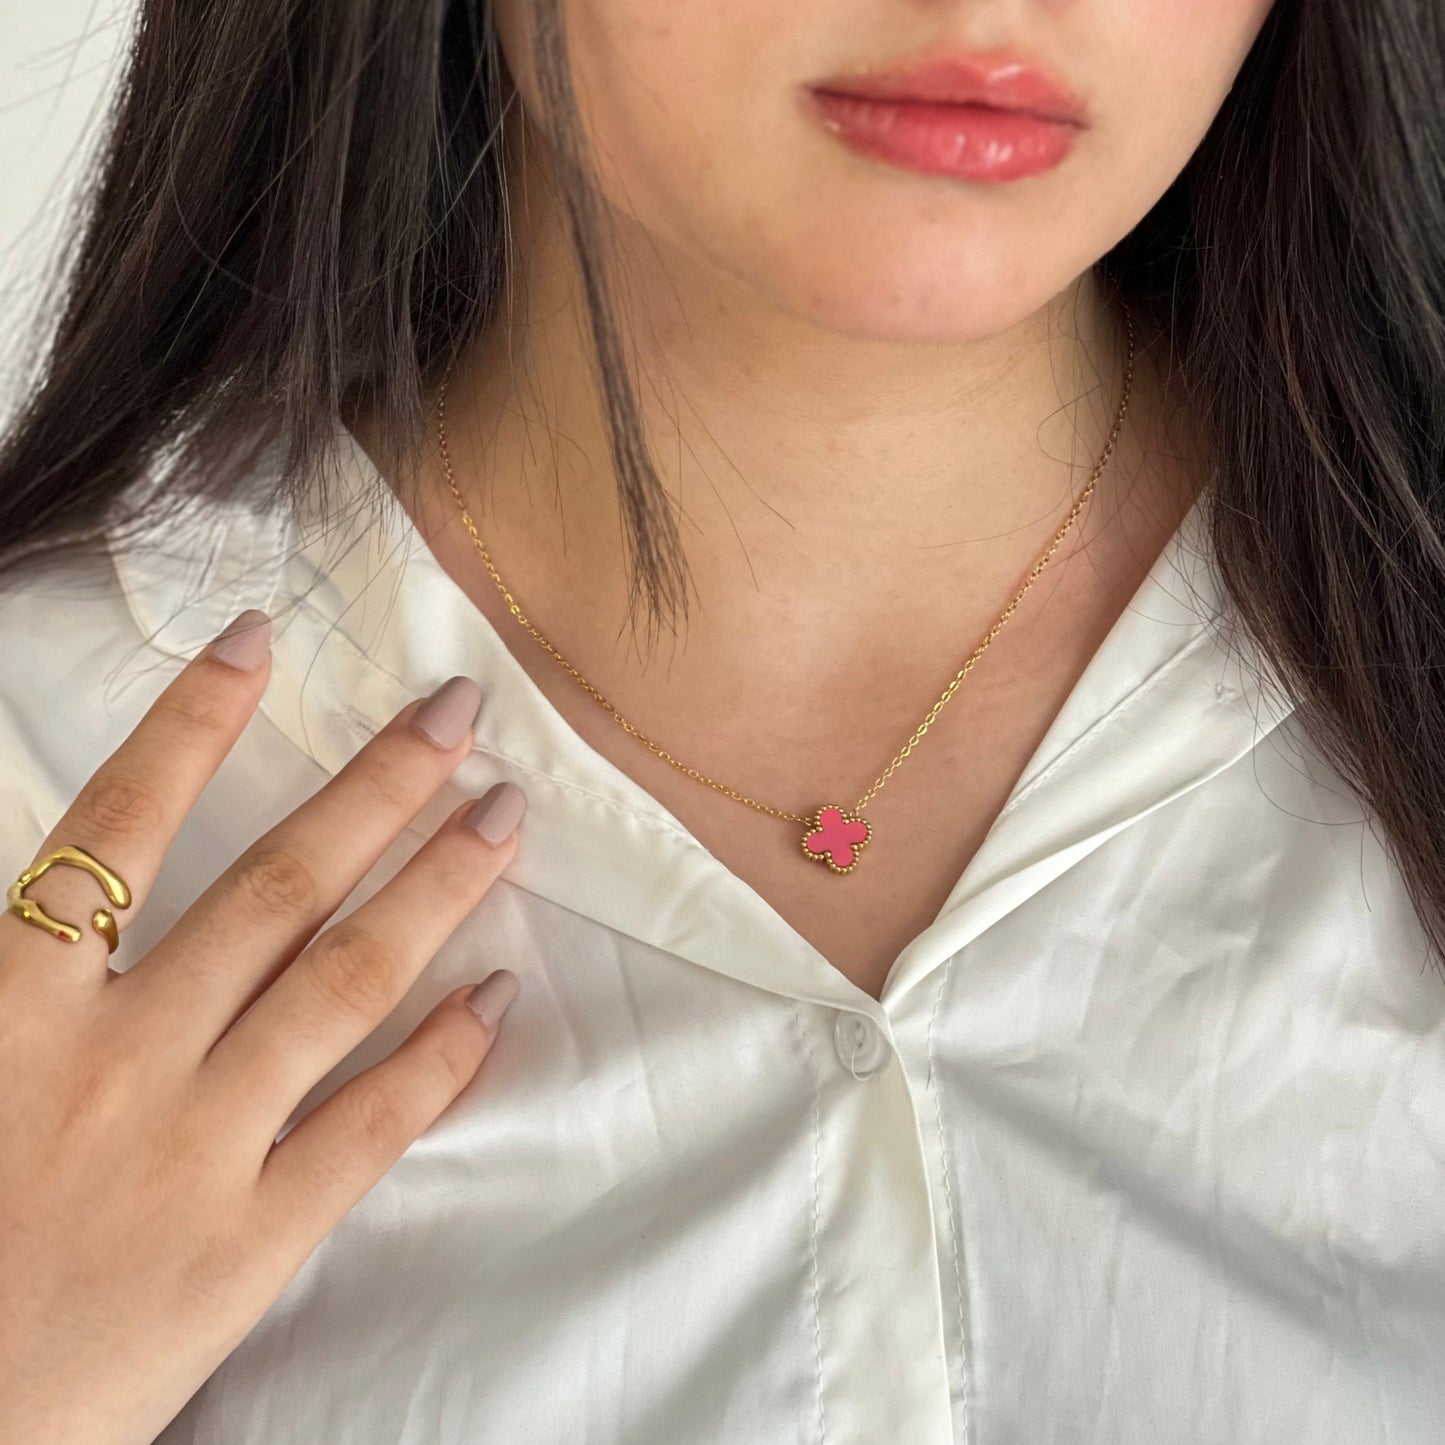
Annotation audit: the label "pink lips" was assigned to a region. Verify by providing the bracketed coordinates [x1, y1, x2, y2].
[805, 51, 1087, 183]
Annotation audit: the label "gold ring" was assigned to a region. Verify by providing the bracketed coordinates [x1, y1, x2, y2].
[7, 844, 133, 953]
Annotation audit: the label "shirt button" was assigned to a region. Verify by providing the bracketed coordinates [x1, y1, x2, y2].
[833, 1010, 890, 1080]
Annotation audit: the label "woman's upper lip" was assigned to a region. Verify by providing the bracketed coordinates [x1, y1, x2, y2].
[808, 51, 1088, 126]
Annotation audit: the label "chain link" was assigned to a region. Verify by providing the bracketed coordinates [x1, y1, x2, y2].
[436, 304, 1135, 827]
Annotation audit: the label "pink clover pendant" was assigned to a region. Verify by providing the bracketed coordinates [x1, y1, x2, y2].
[801, 804, 872, 874]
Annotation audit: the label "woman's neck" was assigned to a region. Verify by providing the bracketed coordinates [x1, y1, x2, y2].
[353, 151, 1203, 721]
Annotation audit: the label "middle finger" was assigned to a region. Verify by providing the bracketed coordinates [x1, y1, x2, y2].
[202, 785, 524, 1129]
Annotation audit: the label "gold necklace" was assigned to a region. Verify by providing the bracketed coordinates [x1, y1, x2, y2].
[437, 304, 1134, 876]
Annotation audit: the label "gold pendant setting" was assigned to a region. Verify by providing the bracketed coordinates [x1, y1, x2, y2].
[801, 805, 872, 874]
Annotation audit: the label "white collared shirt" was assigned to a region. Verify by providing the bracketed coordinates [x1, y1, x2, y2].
[2, 419, 1442, 1444]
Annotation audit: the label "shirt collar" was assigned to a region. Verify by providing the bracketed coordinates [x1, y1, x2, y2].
[112, 415, 1297, 1010]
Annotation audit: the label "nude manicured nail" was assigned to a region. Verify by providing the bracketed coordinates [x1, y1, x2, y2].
[412, 676, 483, 749]
[465, 781, 527, 845]
[467, 968, 519, 1028]
[209, 609, 272, 671]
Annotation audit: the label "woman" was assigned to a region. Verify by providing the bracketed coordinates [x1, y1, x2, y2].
[1, 0, 1441, 1439]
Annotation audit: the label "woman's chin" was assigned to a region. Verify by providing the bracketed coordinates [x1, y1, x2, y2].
[745, 240, 1069, 346]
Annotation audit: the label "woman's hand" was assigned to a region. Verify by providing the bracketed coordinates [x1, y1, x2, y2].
[0, 608, 524, 1445]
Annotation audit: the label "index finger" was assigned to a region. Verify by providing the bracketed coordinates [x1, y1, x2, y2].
[1, 608, 274, 987]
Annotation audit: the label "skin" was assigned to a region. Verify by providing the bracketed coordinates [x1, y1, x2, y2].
[381, 0, 1279, 995]
[4, 2, 1277, 1438]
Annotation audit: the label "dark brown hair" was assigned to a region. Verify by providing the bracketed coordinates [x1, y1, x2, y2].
[1, 0, 1443, 969]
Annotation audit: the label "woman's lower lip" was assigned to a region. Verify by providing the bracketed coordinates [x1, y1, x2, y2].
[807, 89, 1078, 182]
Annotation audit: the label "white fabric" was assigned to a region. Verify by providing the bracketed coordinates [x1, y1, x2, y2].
[2, 418, 1442, 1444]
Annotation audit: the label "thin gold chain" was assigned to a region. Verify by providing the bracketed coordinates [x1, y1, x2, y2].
[436, 304, 1135, 827]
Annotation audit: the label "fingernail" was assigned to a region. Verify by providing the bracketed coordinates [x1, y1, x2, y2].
[413, 676, 483, 750]
[466, 968, 519, 1028]
[464, 781, 527, 845]
[209, 609, 272, 671]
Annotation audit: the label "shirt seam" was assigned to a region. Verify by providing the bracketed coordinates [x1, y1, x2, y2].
[789, 999, 830, 1445]
[928, 956, 974, 1445]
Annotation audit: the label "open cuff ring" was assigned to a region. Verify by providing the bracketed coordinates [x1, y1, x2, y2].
[6, 844, 133, 954]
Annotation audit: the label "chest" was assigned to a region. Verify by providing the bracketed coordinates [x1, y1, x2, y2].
[548, 630, 1102, 1001]
[647, 718, 1052, 1001]
[511, 545, 1144, 999]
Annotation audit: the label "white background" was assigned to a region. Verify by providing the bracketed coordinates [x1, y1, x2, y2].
[0, 0, 131, 417]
